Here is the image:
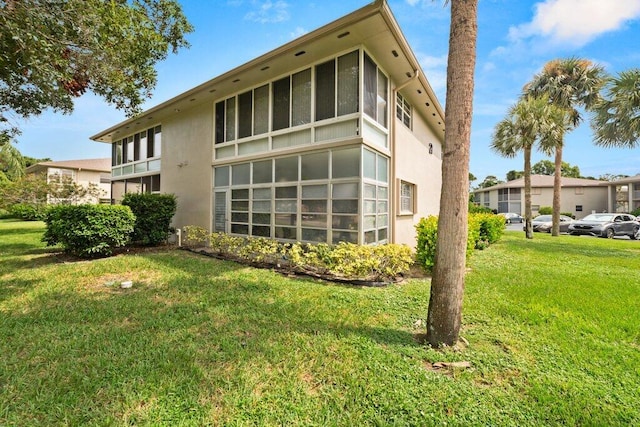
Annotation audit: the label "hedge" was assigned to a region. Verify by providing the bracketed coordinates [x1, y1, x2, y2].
[122, 193, 177, 245]
[43, 204, 135, 258]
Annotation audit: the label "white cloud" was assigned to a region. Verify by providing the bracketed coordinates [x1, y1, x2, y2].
[417, 53, 447, 99]
[290, 26, 307, 39]
[244, 1, 290, 24]
[510, 0, 640, 47]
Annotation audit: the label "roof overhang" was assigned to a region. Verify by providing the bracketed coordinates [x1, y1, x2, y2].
[91, 0, 445, 143]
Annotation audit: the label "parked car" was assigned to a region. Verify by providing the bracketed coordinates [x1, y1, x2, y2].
[499, 212, 524, 224]
[568, 213, 639, 239]
[527, 214, 574, 233]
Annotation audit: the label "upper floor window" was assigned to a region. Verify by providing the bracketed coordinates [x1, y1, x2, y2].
[363, 52, 388, 127]
[316, 50, 359, 121]
[396, 93, 412, 129]
[112, 125, 161, 166]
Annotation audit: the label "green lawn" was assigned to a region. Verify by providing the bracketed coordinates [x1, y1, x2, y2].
[1, 219, 639, 426]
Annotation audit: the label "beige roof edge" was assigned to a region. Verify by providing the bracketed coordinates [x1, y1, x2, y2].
[378, 1, 445, 121]
[91, 0, 445, 142]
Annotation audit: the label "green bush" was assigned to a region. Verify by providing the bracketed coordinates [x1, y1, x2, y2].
[9, 203, 48, 221]
[560, 212, 576, 219]
[415, 215, 439, 271]
[415, 213, 504, 271]
[43, 204, 135, 258]
[469, 203, 493, 214]
[475, 213, 505, 246]
[185, 229, 413, 282]
[631, 207, 640, 217]
[538, 206, 553, 215]
[122, 193, 177, 245]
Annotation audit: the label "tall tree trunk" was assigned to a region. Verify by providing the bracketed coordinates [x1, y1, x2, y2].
[552, 145, 563, 236]
[524, 146, 533, 239]
[426, 0, 477, 347]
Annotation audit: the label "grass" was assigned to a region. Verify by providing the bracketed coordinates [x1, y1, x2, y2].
[1, 218, 639, 426]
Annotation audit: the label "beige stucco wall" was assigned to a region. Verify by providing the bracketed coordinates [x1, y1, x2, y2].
[76, 169, 110, 202]
[392, 112, 443, 247]
[161, 104, 214, 231]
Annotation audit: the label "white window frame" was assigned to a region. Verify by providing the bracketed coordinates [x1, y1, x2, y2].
[398, 180, 416, 215]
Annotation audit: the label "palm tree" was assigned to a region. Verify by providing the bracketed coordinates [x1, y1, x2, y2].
[592, 69, 640, 148]
[491, 95, 565, 238]
[525, 58, 607, 235]
[426, 0, 477, 348]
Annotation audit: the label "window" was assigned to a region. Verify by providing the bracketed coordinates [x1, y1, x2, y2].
[315, 50, 359, 122]
[396, 93, 411, 128]
[215, 97, 236, 144]
[399, 181, 415, 214]
[363, 52, 388, 127]
[315, 59, 335, 121]
[272, 76, 290, 131]
[576, 205, 583, 212]
[124, 136, 134, 163]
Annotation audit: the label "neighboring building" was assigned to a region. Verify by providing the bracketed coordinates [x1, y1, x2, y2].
[25, 158, 111, 205]
[473, 174, 608, 218]
[603, 174, 640, 213]
[91, 0, 445, 246]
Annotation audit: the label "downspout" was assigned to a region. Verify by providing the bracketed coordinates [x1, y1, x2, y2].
[390, 69, 419, 244]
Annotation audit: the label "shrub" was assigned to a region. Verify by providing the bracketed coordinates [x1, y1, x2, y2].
[631, 207, 640, 217]
[469, 204, 493, 214]
[415, 213, 504, 271]
[43, 204, 135, 257]
[538, 206, 553, 215]
[183, 225, 209, 247]
[9, 203, 48, 221]
[560, 212, 576, 219]
[415, 216, 439, 271]
[122, 193, 177, 245]
[474, 213, 505, 246]
[185, 229, 413, 283]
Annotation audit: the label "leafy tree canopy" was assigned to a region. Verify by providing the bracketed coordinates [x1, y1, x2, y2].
[506, 170, 524, 181]
[532, 160, 581, 178]
[0, 0, 193, 138]
[477, 175, 503, 188]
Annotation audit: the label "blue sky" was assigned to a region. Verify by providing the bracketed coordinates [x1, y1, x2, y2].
[13, 0, 640, 181]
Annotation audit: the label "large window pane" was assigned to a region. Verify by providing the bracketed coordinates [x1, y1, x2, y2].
[253, 160, 272, 184]
[301, 214, 327, 227]
[154, 126, 161, 156]
[292, 69, 311, 126]
[225, 98, 236, 141]
[377, 155, 388, 182]
[232, 163, 250, 185]
[363, 53, 377, 119]
[332, 215, 359, 229]
[215, 101, 225, 143]
[363, 149, 376, 179]
[315, 59, 335, 121]
[138, 131, 147, 160]
[332, 231, 357, 244]
[275, 156, 298, 182]
[301, 152, 328, 180]
[377, 69, 388, 126]
[215, 166, 229, 187]
[254, 85, 269, 135]
[332, 148, 360, 178]
[302, 228, 326, 242]
[337, 50, 359, 116]
[272, 76, 290, 131]
[238, 91, 252, 138]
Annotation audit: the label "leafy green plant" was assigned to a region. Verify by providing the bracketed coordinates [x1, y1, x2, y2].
[9, 202, 48, 221]
[561, 211, 576, 219]
[182, 225, 209, 247]
[538, 206, 553, 215]
[122, 193, 177, 245]
[42, 204, 135, 257]
[415, 213, 504, 271]
[632, 207, 640, 217]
